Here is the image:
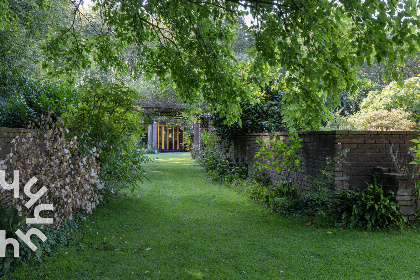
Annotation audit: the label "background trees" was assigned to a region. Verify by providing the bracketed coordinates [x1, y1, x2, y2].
[1, 0, 420, 131]
[37, 0, 420, 129]
[0, 0, 72, 81]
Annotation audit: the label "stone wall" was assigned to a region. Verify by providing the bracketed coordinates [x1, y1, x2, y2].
[0, 127, 34, 159]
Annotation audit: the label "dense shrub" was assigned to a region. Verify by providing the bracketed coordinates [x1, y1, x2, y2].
[212, 83, 287, 142]
[339, 184, 405, 229]
[0, 75, 80, 128]
[63, 79, 152, 194]
[325, 77, 420, 131]
[195, 131, 247, 182]
[360, 76, 420, 122]
[0, 207, 87, 274]
[346, 108, 417, 131]
[338, 78, 383, 114]
[322, 110, 356, 131]
[99, 137, 153, 195]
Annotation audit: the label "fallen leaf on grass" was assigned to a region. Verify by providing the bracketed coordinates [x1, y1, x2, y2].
[305, 221, 312, 226]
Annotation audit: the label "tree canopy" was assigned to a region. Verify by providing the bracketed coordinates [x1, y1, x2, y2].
[0, 0, 72, 79]
[8, 0, 420, 129]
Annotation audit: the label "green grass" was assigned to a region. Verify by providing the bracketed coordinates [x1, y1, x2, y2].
[5, 153, 420, 279]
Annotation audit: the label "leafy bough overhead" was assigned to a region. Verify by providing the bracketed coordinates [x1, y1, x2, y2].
[39, 0, 420, 129]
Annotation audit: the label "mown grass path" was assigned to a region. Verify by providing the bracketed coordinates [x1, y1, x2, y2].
[7, 153, 420, 279]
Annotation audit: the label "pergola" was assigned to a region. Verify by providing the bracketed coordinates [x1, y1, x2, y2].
[134, 101, 189, 117]
[134, 101, 191, 151]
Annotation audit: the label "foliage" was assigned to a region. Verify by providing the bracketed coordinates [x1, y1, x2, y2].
[0, 208, 87, 275]
[254, 132, 302, 186]
[322, 109, 357, 131]
[63, 79, 143, 153]
[212, 82, 287, 141]
[231, 16, 255, 60]
[243, 171, 306, 215]
[346, 108, 417, 131]
[409, 138, 420, 202]
[39, 0, 420, 128]
[0, 75, 80, 128]
[0, 0, 72, 80]
[0, 0, 18, 30]
[194, 131, 247, 183]
[131, 76, 181, 104]
[299, 149, 351, 226]
[323, 76, 420, 131]
[251, 132, 304, 214]
[253, 150, 346, 227]
[62, 79, 152, 194]
[99, 137, 153, 195]
[337, 78, 383, 115]
[360, 76, 420, 122]
[338, 184, 405, 230]
[409, 138, 420, 167]
[358, 52, 420, 87]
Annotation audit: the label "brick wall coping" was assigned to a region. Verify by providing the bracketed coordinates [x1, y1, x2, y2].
[243, 130, 420, 137]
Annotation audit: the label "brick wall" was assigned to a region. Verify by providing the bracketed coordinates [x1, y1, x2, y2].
[333, 131, 418, 190]
[197, 130, 419, 194]
[225, 132, 337, 195]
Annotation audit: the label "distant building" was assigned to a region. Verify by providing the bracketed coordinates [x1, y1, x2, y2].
[136, 101, 188, 152]
[144, 123, 186, 151]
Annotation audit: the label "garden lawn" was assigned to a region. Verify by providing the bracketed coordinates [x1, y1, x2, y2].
[6, 153, 420, 279]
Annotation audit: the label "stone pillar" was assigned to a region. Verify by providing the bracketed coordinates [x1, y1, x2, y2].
[193, 123, 200, 149]
[152, 123, 158, 149]
[147, 124, 153, 149]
